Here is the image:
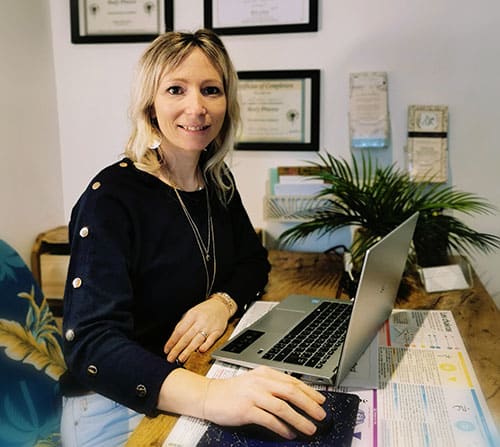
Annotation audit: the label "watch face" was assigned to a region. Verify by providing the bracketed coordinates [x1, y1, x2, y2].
[418, 111, 439, 130]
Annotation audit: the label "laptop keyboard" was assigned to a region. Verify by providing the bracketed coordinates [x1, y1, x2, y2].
[262, 301, 351, 368]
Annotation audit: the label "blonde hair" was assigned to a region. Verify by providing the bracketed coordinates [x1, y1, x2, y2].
[125, 29, 240, 203]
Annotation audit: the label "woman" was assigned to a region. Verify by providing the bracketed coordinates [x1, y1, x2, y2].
[60, 29, 325, 446]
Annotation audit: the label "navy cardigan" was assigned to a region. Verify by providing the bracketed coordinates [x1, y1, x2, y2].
[61, 158, 270, 416]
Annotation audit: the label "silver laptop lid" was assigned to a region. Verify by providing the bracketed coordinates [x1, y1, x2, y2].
[335, 212, 419, 385]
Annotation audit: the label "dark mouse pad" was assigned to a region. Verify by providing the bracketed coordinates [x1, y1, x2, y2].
[196, 390, 360, 447]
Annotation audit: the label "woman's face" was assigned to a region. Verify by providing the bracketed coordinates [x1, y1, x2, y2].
[153, 48, 227, 155]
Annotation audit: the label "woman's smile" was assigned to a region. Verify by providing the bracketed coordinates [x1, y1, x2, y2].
[178, 124, 211, 132]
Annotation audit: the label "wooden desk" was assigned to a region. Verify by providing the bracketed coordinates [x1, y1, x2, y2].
[127, 250, 500, 446]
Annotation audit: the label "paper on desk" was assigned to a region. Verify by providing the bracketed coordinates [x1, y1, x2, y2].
[381, 309, 468, 350]
[376, 310, 499, 447]
[419, 264, 470, 292]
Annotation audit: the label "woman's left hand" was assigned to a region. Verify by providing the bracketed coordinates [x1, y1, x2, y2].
[164, 298, 229, 363]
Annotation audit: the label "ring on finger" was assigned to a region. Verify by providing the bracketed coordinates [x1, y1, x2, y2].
[198, 330, 209, 340]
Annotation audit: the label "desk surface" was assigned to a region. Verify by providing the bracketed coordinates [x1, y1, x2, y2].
[127, 250, 500, 447]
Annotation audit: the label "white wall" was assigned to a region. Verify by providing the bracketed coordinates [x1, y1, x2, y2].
[47, 0, 500, 305]
[0, 0, 63, 263]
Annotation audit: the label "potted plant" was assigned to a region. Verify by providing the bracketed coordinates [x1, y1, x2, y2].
[279, 153, 500, 274]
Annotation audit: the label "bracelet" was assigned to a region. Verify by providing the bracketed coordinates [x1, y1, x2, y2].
[211, 292, 236, 317]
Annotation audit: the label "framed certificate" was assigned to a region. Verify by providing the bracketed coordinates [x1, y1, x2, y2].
[407, 105, 449, 182]
[349, 72, 390, 149]
[236, 70, 320, 151]
[70, 0, 173, 44]
[204, 0, 318, 35]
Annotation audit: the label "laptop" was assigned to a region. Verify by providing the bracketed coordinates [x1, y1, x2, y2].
[212, 212, 419, 386]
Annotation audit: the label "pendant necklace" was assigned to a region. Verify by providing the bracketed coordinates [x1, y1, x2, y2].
[173, 185, 216, 298]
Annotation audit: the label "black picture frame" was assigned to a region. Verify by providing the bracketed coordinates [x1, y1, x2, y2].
[70, 0, 173, 44]
[236, 70, 320, 151]
[204, 0, 318, 35]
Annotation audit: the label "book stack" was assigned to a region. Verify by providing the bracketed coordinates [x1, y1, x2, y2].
[269, 165, 326, 196]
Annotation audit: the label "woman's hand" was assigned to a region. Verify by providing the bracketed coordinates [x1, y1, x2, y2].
[204, 366, 326, 439]
[164, 298, 230, 363]
[159, 366, 326, 440]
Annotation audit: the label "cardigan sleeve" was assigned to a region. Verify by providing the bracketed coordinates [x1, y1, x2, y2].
[62, 175, 180, 416]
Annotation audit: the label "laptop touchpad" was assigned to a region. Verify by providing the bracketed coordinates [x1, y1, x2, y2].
[252, 309, 305, 333]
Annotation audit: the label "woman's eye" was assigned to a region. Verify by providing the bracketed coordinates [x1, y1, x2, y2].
[167, 86, 183, 95]
[203, 86, 222, 96]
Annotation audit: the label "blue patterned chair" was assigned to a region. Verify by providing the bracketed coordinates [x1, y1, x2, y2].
[0, 239, 66, 447]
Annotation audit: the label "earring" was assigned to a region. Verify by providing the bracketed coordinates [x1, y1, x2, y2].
[148, 139, 161, 150]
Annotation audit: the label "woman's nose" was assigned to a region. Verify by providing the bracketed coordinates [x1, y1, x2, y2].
[185, 92, 207, 115]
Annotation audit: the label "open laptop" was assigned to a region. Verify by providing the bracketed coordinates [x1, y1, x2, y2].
[212, 212, 419, 386]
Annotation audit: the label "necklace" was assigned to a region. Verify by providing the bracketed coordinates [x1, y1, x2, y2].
[174, 185, 216, 298]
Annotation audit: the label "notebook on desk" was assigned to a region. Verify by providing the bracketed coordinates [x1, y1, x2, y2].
[212, 212, 419, 386]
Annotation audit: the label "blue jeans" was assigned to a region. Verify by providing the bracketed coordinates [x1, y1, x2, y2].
[61, 393, 143, 447]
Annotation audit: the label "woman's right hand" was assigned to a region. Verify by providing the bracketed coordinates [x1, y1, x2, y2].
[203, 366, 326, 439]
